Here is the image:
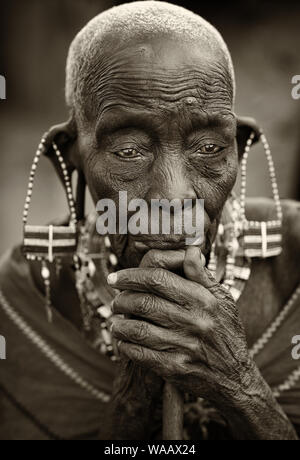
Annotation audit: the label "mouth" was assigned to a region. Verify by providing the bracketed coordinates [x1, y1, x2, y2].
[109, 224, 216, 269]
[129, 220, 208, 252]
[109, 213, 214, 262]
[132, 234, 206, 252]
[134, 240, 188, 252]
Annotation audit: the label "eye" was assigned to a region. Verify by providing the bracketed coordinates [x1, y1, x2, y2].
[114, 148, 141, 159]
[197, 144, 224, 155]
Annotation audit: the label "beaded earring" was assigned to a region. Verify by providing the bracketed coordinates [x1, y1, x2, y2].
[208, 129, 282, 302]
[22, 137, 78, 322]
[239, 130, 283, 258]
[208, 195, 252, 302]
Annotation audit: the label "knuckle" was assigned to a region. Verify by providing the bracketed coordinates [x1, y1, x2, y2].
[201, 318, 215, 333]
[131, 344, 145, 362]
[186, 339, 200, 354]
[177, 353, 189, 368]
[208, 296, 218, 311]
[142, 249, 160, 267]
[132, 322, 149, 342]
[165, 354, 188, 378]
[112, 292, 124, 312]
[150, 268, 167, 287]
[194, 310, 215, 334]
[183, 257, 197, 270]
[135, 295, 154, 316]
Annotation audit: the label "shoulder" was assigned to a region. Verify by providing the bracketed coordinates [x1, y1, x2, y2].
[239, 199, 300, 343]
[245, 197, 300, 294]
[281, 199, 300, 248]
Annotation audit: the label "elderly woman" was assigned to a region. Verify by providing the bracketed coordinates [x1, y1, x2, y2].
[0, 1, 299, 440]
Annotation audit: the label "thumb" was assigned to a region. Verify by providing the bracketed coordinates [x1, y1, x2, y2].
[139, 249, 185, 270]
[183, 246, 219, 291]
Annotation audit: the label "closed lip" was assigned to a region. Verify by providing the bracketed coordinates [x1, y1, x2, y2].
[134, 239, 203, 252]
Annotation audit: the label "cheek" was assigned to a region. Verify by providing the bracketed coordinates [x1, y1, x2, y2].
[191, 150, 238, 217]
[79, 131, 152, 203]
[84, 153, 151, 204]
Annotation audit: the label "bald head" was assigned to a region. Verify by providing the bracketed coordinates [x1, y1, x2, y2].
[66, 1, 235, 122]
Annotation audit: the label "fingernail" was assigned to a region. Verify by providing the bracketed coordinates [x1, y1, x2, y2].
[134, 241, 149, 252]
[107, 273, 118, 285]
[199, 249, 206, 266]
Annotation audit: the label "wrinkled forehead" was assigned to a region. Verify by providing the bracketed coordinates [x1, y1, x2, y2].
[78, 36, 234, 125]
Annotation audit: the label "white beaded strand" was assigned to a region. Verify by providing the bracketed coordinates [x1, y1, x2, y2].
[239, 132, 256, 223]
[52, 142, 77, 226]
[260, 132, 283, 224]
[250, 284, 300, 359]
[240, 131, 283, 226]
[22, 138, 46, 226]
[273, 366, 300, 399]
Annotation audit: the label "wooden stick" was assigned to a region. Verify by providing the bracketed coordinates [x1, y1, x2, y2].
[162, 382, 184, 440]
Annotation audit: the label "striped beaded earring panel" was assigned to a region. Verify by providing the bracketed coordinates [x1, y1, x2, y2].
[23, 225, 77, 258]
[241, 222, 282, 258]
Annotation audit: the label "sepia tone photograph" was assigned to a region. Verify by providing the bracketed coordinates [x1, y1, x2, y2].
[0, 0, 300, 443]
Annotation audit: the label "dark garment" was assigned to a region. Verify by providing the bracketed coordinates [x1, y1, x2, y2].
[1, 237, 300, 439]
[0, 247, 115, 440]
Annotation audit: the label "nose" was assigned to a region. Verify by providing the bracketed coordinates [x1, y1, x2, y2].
[147, 155, 197, 204]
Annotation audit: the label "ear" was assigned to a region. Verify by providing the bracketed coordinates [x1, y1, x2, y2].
[42, 118, 79, 176]
[236, 116, 261, 159]
[42, 119, 86, 220]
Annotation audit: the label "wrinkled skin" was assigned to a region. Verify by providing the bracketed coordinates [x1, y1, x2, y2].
[41, 37, 297, 439]
[77, 38, 238, 267]
[107, 248, 296, 440]
[111, 247, 250, 401]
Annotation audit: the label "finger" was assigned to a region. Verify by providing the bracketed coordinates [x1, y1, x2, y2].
[118, 341, 165, 373]
[184, 247, 212, 286]
[117, 341, 189, 380]
[184, 246, 227, 300]
[107, 267, 214, 306]
[113, 290, 184, 325]
[118, 342, 211, 385]
[113, 290, 214, 334]
[139, 249, 185, 270]
[110, 316, 195, 353]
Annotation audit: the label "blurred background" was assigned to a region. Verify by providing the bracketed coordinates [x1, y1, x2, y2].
[0, 0, 299, 255]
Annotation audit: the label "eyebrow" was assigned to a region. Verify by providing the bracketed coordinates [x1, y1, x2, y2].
[95, 107, 236, 139]
[96, 109, 157, 138]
